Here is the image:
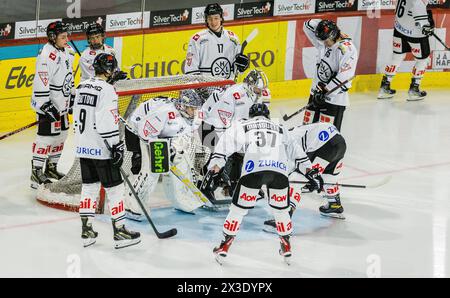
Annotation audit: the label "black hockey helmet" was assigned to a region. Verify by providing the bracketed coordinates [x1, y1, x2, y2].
[315, 20, 340, 41]
[204, 3, 224, 22]
[249, 103, 270, 119]
[86, 23, 105, 37]
[86, 23, 105, 50]
[93, 53, 118, 76]
[47, 21, 68, 42]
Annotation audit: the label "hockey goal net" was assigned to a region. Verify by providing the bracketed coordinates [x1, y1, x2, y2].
[36, 74, 234, 212]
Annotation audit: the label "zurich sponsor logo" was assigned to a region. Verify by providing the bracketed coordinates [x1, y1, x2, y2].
[76, 146, 102, 156]
[318, 130, 329, 142]
[258, 160, 287, 171]
[245, 160, 255, 172]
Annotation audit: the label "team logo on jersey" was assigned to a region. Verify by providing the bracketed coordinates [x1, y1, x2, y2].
[186, 52, 194, 66]
[317, 60, 333, 83]
[318, 130, 329, 142]
[49, 52, 57, 61]
[143, 120, 159, 137]
[193, 34, 200, 41]
[38, 72, 49, 86]
[168, 111, 176, 119]
[110, 109, 119, 124]
[245, 160, 255, 172]
[218, 109, 232, 126]
[211, 57, 232, 78]
[89, 50, 96, 55]
[62, 73, 73, 97]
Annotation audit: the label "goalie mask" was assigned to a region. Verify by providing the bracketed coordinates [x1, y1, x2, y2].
[86, 23, 105, 50]
[243, 69, 269, 102]
[176, 90, 203, 121]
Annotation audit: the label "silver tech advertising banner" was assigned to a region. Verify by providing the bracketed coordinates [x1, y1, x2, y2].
[315, 0, 359, 13]
[274, 0, 316, 16]
[357, 0, 396, 10]
[191, 4, 234, 24]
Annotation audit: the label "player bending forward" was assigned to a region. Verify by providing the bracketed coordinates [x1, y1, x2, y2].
[124, 90, 205, 219]
[302, 19, 358, 131]
[264, 122, 347, 233]
[199, 69, 271, 199]
[73, 53, 140, 249]
[204, 104, 293, 265]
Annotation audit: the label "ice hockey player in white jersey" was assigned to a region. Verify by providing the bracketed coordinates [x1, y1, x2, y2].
[264, 122, 347, 233]
[378, 0, 433, 101]
[205, 104, 293, 265]
[198, 69, 271, 199]
[184, 3, 249, 79]
[79, 23, 123, 82]
[73, 53, 141, 249]
[123, 90, 205, 218]
[30, 21, 75, 189]
[303, 19, 358, 131]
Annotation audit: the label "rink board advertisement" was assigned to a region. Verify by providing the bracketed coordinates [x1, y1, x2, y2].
[119, 22, 288, 83]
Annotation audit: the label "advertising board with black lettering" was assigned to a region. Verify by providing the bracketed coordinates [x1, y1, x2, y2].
[63, 15, 106, 34]
[315, 0, 359, 13]
[14, 18, 61, 39]
[235, 1, 274, 19]
[0, 22, 15, 40]
[432, 50, 450, 69]
[150, 8, 192, 27]
[357, 0, 396, 11]
[106, 11, 150, 32]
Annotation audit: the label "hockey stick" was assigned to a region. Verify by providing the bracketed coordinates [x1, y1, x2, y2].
[290, 175, 392, 189]
[282, 76, 355, 121]
[432, 32, 450, 51]
[234, 28, 259, 81]
[119, 168, 177, 239]
[0, 119, 47, 141]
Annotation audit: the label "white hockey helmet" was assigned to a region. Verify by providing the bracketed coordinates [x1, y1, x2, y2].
[176, 89, 203, 120]
[243, 69, 269, 102]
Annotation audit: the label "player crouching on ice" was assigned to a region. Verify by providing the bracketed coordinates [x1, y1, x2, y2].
[123, 90, 205, 220]
[264, 122, 347, 234]
[205, 103, 293, 265]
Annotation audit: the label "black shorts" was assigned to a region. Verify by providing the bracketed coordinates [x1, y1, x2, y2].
[37, 113, 69, 136]
[307, 134, 346, 175]
[393, 29, 430, 59]
[304, 96, 346, 131]
[233, 171, 290, 210]
[80, 158, 123, 188]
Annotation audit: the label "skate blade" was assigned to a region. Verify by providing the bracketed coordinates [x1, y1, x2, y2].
[30, 182, 38, 190]
[125, 210, 144, 222]
[407, 96, 425, 101]
[83, 238, 96, 248]
[320, 212, 346, 219]
[283, 256, 292, 266]
[114, 238, 141, 249]
[262, 227, 277, 234]
[377, 93, 394, 99]
[214, 253, 226, 265]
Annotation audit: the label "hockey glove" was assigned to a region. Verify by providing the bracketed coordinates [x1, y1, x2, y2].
[130, 152, 142, 175]
[108, 70, 128, 84]
[40, 101, 60, 122]
[422, 24, 434, 37]
[68, 93, 75, 115]
[311, 82, 327, 108]
[303, 168, 324, 193]
[111, 141, 125, 168]
[234, 53, 250, 72]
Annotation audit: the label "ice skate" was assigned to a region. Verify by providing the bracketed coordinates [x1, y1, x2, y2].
[81, 217, 98, 248]
[213, 233, 235, 265]
[113, 224, 141, 249]
[407, 80, 426, 101]
[377, 75, 396, 99]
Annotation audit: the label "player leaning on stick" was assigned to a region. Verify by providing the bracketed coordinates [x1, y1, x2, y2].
[264, 122, 347, 234]
[303, 19, 358, 131]
[378, 0, 434, 101]
[184, 3, 249, 80]
[73, 53, 140, 249]
[30, 21, 75, 189]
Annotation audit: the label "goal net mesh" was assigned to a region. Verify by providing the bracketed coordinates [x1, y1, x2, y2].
[36, 74, 234, 212]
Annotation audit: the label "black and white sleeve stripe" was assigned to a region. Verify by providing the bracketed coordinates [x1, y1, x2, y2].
[99, 130, 120, 139]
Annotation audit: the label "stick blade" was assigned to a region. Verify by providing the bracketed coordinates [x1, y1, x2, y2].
[158, 228, 178, 239]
